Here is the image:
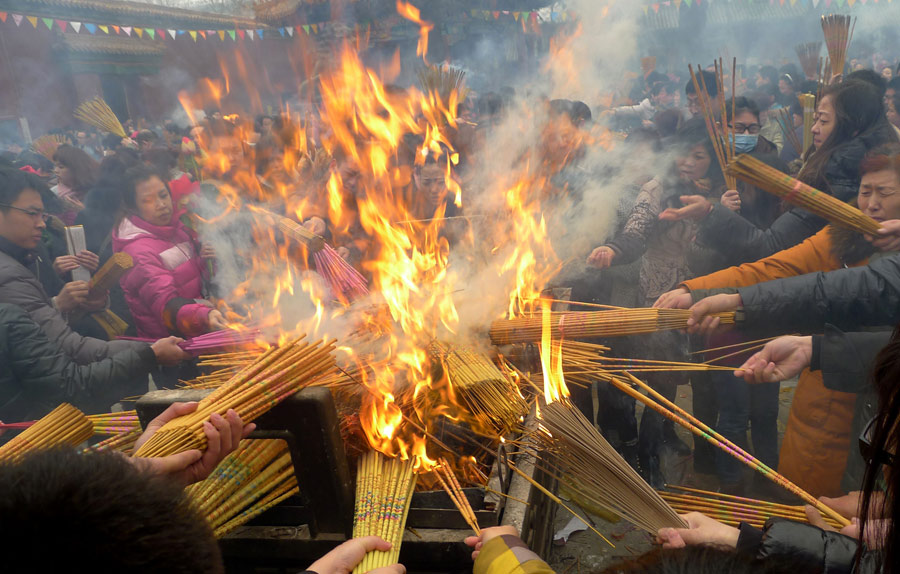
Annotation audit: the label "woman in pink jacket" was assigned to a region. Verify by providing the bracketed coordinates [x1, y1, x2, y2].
[113, 164, 226, 339]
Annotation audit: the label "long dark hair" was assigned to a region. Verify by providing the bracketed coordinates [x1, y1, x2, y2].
[52, 144, 98, 193]
[858, 324, 900, 572]
[798, 81, 885, 193]
[662, 118, 726, 207]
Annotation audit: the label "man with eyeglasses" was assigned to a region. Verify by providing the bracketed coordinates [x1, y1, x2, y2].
[0, 167, 190, 415]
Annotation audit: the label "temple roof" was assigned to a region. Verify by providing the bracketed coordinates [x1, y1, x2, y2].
[61, 32, 166, 55]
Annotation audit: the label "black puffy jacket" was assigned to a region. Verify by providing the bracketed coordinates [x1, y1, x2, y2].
[0, 304, 155, 422]
[739, 519, 881, 574]
[696, 120, 899, 266]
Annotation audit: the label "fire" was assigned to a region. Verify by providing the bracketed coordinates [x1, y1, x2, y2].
[540, 300, 569, 404]
[396, 1, 433, 63]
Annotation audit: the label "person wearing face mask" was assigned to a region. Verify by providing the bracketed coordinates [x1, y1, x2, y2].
[586, 119, 728, 487]
[657, 80, 899, 267]
[653, 145, 900, 498]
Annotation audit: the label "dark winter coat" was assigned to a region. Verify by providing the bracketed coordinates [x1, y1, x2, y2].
[0, 304, 155, 421]
[695, 122, 899, 266]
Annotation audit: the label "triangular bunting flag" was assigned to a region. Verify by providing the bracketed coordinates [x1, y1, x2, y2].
[0, 12, 6, 23]
[513, 12, 521, 20]
[71, 21, 82, 33]
[41, 17, 53, 30]
[279, 27, 285, 37]
[156, 28, 165, 39]
[848, 0, 856, 5]
[111, 25, 120, 34]
[247, 29, 254, 40]
[237, 29, 245, 39]
[643, 5, 649, 13]
[228, 30, 236, 40]
[302, 25, 310, 34]
[85, 23, 97, 34]
[122, 26, 132, 36]
[198, 30, 206, 39]
[168, 29, 177, 39]
[311, 24, 318, 34]
[55, 19, 67, 32]
[295, 25, 303, 35]
[135, 27, 143, 38]
[12, 14, 23, 27]
[146, 28, 155, 39]
[218, 30, 225, 40]
[492, 11, 500, 18]
[257, 29, 264, 38]
[652, 3, 660, 12]
[26, 16, 39, 28]
[286, 26, 294, 37]
[189, 30, 197, 41]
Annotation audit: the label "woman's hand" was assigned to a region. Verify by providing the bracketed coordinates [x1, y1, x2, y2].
[306, 537, 405, 574]
[686, 293, 742, 335]
[464, 525, 519, 562]
[150, 336, 191, 366]
[867, 220, 900, 252]
[75, 250, 100, 272]
[658, 195, 713, 222]
[132, 403, 255, 486]
[53, 255, 80, 277]
[55, 281, 90, 313]
[207, 309, 228, 330]
[303, 216, 327, 237]
[586, 246, 616, 269]
[734, 336, 812, 383]
[336, 246, 351, 261]
[657, 512, 740, 549]
[720, 189, 742, 212]
[652, 287, 692, 309]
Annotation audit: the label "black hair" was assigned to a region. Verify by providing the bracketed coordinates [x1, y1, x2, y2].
[669, 117, 725, 188]
[142, 147, 177, 175]
[53, 144, 99, 192]
[600, 545, 800, 574]
[778, 74, 795, 89]
[135, 129, 159, 146]
[645, 71, 668, 87]
[0, 167, 51, 211]
[887, 77, 900, 93]
[548, 99, 592, 125]
[757, 65, 778, 86]
[651, 81, 676, 98]
[846, 68, 888, 99]
[14, 150, 53, 174]
[726, 96, 761, 123]
[163, 121, 183, 135]
[122, 163, 168, 211]
[755, 82, 778, 99]
[684, 70, 718, 98]
[101, 133, 124, 151]
[0, 448, 222, 573]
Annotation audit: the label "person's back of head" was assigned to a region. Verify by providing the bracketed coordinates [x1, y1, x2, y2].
[684, 70, 718, 98]
[0, 448, 222, 573]
[846, 68, 888, 99]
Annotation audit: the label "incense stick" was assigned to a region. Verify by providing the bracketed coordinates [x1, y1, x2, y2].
[433, 457, 480, 534]
[0, 404, 93, 462]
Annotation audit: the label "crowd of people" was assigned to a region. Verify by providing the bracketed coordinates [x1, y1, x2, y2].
[1, 30, 900, 573]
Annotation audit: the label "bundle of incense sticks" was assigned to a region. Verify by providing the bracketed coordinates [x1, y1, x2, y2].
[433, 457, 480, 533]
[88, 253, 133, 298]
[688, 61, 737, 189]
[118, 329, 262, 356]
[728, 154, 881, 235]
[352, 450, 417, 574]
[657, 485, 846, 529]
[775, 108, 803, 157]
[431, 342, 528, 434]
[821, 14, 855, 78]
[74, 97, 127, 138]
[799, 93, 817, 153]
[87, 410, 141, 435]
[186, 439, 299, 538]
[0, 404, 93, 462]
[133, 335, 336, 458]
[278, 216, 327, 252]
[417, 63, 470, 104]
[538, 400, 686, 533]
[489, 308, 736, 345]
[795, 42, 822, 80]
[605, 371, 850, 527]
[30, 134, 68, 160]
[85, 428, 142, 454]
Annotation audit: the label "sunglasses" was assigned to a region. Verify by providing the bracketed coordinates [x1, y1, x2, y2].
[859, 417, 896, 468]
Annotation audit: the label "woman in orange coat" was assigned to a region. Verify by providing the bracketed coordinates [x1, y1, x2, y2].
[654, 144, 900, 497]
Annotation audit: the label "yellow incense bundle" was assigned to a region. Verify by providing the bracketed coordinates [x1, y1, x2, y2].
[799, 94, 816, 153]
[490, 308, 735, 345]
[352, 450, 417, 574]
[31, 134, 68, 160]
[431, 342, 528, 434]
[728, 154, 881, 235]
[795, 42, 822, 80]
[0, 404, 93, 463]
[186, 439, 299, 538]
[74, 97, 127, 138]
[133, 336, 336, 458]
[88, 253, 134, 298]
[821, 14, 855, 78]
[278, 216, 326, 252]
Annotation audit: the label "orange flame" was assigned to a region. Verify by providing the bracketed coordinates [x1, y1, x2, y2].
[397, 1, 433, 63]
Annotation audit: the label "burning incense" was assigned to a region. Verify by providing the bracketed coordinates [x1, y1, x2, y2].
[353, 450, 417, 574]
[795, 42, 822, 80]
[489, 308, 735, 345]
[133, 336, 336, 458]
[608, 372, 850, 527]
[88, 253, 133, 299]
[74, 97, 127, 138]
[433, 457, 480, 534]
[118, 329, 263, 356]
[538, 400, 687, 534]
[30, 134, 68, 160]
[775, 107, 803, 158]
[821, 14, 856, 78]
[186, 439, 299, 538]
[0, 404, 93, 462]
[689, 61, 736, 189]
[277, 216, 326, 253]
[314, 245, 370, 303]
[431, 342, 528, 434]
[728, 154, 881, 235]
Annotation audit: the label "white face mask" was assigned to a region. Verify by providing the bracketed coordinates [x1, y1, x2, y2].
[729, 133, 759, 154]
